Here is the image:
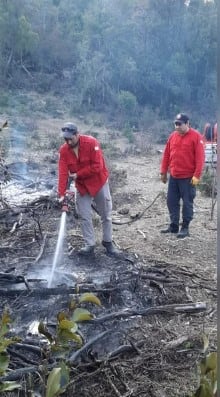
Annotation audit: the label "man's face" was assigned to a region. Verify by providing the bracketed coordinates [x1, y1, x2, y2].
[65, 133, 79, 147]
[174, 121, 189, 135]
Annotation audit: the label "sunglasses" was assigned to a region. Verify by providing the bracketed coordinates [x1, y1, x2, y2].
[62, 127, 77, 133]
[174, 121, 183, 126]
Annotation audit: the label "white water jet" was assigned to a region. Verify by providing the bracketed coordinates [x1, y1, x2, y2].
[48, 211, 66, 287]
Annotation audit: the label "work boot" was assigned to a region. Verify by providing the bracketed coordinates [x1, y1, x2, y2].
[160, 223, 179, 234]
[79, 245, 95, 256]
[177, 223, 189, 239]
[102, 241, 120, 256]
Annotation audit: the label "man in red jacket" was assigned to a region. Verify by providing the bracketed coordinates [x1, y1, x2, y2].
[58, 122, 119, 256]
[160, 113, 205, 238]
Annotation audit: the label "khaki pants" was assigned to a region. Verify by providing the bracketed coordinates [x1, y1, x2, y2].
[76, 181, 112, 246]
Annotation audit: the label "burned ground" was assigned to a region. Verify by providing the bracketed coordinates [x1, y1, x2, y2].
[0, 136, 217, 396]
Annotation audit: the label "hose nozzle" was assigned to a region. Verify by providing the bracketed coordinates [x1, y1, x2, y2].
[61, 196, 69, 212]
[61, 204, 69, 212]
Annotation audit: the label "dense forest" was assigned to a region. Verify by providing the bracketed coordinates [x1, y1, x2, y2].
[0, 0, 217, 130]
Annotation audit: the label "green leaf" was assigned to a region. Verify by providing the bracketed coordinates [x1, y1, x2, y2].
[0, 352, 9, 375]
[202, 334, 209, 353]
[1, 311, 11, 326]
[205, 352, 217, 372]
[59, 362, 69, 391]
[38, 321, 54, 343]
[71, 308, 94, 322]
[0, 337, 21, 352]
[0, 381, 21, 391]
[58, 319, 77, 332]
[58, 329, 83, 346]
[0, 310, 11, 338]
[193, 380, 214, 397]
[200, 352, 217, 375]
[79, 293, 101, 306]
[0, 323, 9, 338]
[46, 367, 61, 397]
[57, 312, 67, 322]
[46, 364, 69, 397]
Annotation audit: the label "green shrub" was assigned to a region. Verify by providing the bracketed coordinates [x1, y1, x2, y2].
[118, 90, 137, 116]
[199, 168, 216, 197]
[122, 123, 134, 143]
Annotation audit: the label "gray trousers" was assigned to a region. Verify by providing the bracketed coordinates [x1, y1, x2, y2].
[76, 181, 113, 246]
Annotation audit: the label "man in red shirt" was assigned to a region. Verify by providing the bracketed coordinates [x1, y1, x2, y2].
[160, 113, 205, 238]
[58, 122, 119, 256]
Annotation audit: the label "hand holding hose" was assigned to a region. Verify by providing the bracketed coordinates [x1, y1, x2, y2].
[58, 195, 68, 211]
[58, 196, 65, 203]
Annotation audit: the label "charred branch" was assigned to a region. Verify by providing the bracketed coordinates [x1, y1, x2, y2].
[90, 302, 207, 324]
[0, 285, 118, 297]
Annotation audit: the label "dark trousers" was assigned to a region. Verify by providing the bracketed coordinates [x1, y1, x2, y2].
[167, 176, 196, 226]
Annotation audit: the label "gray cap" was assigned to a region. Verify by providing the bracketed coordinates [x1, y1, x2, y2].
[61, 122, 78, 139]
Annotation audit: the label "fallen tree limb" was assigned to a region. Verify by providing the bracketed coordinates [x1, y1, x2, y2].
[109, 340, 145, 359]
[92, 192, 163, 225]
[13, 343, 42, 355]
[0, 285, 118, 297]
[67, 330, 111, 364]
[7, 347, 39, 366]
[90, 302, 207, 323]
[0, 273, 26, 284]
[0, 365, 46, 381]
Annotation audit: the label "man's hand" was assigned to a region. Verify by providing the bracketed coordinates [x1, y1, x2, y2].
[191, 176, 200, 186]
[160, 173, 167, 184]
[58, 196, 65, 203]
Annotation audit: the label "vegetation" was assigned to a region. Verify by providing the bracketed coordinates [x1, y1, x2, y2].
[199, 167, 216, 197]
[0, 0, 217, 130]
[191, 335, 217, 397]
[0, 292, 102, 396]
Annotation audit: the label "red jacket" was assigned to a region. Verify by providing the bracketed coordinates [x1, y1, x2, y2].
[58, 135, 109, 196]
[160, 128, 205, 179]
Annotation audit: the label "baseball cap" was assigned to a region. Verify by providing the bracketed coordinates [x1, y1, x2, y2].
[174, 113, 189, 124]
[61, 122, 78, 139]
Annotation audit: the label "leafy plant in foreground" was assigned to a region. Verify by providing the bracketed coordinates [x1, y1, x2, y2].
[38, 292, 102, 397]
[0, 309, 21, 392]
[191, 334, 217, 397]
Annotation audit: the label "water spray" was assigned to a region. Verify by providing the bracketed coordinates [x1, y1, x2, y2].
[48, 210, 66, 288]
[48, 187, 75, 287]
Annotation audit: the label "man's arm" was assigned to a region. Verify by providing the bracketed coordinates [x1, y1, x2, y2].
[160, 139, 170, 175]
[193, 135, 205, 179]
[58, 149, 69, 196]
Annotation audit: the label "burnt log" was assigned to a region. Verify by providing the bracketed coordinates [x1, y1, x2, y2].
[0, 285, 118, 297]
[90, 302, 207, 323]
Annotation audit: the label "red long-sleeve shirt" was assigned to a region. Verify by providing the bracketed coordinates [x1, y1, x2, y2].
[160, 128, 205, 179]
[58, 135, 109, 196]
